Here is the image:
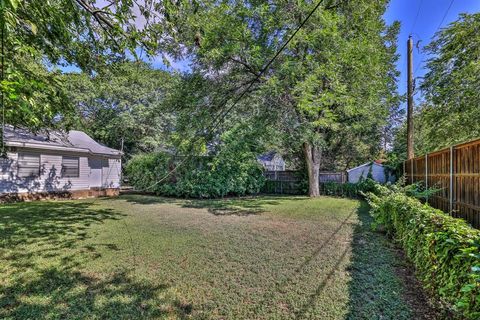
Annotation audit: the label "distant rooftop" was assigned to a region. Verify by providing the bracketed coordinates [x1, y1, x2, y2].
[4, 125, 122, 157]
[257, 151, 279, 162]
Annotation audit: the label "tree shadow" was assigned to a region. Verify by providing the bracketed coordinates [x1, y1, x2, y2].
[181, 197, 268, 216]
[182, 196, 306, 216]
[344, 202, 439, 320]
[115, 194, 306, 216]
[0, 201, 192, 319]
[115, 194, 180, 205]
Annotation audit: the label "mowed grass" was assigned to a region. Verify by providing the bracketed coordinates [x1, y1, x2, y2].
[0, 195, 425, 319]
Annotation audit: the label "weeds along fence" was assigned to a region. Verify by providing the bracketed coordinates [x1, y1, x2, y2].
[404, 138, 480, 228]
[262, 171, 346, 195]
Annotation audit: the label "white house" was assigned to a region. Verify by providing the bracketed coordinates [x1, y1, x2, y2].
[347, 161, 391, 184]
[0, 125, 122, 197]
[257, 152, 286, 171]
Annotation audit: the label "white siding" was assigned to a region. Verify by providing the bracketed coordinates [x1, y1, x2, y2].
[261, 155, 286, 171]
[347, 163, 386, 184]
[0, 148, 121, 194]
[102, 158, 121, 188]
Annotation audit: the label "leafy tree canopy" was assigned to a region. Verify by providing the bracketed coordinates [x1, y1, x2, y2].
[0, 0, 169, 130]
[419, 13, 480, 150]
[64, 61, 176, 157]
[165, 0, 400, 195]
[391, 13, 480, 161]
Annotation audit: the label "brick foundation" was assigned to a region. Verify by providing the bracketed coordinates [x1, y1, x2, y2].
[0, 188, 119, 203]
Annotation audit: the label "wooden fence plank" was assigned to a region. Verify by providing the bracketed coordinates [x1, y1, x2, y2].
[405, 139, 480, 228]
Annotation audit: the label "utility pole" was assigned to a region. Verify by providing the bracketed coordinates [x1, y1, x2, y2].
[407, 36, 414, 160]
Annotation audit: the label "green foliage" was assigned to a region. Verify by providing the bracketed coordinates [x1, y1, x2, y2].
[166, 1, 400, 193]
[392, 13, 480, 159]
[64, 62, 176, 156]
[367, 186, 480, 318]
[125, 124, 266, 198]
[0, 0, 168, 131]
[126, 152, 264, 198]
[320, 178, 379, 198]
[419, 13, 480, 150]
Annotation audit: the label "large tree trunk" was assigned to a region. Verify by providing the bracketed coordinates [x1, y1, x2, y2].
[303, 142, 321, 197]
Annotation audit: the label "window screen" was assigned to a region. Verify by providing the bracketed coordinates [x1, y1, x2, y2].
[18, 153, 40, 178]
[62, 156, 79, 178]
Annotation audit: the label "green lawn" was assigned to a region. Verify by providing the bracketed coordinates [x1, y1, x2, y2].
[0, 195, 434, 319]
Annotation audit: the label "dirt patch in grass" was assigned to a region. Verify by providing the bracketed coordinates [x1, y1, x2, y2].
[392, 247, 447, 320]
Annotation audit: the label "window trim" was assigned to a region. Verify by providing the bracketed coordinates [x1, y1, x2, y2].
[17, 153, 40, 178]
[61, 156, 80, 178]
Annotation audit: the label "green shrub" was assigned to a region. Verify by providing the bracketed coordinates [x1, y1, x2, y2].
[125, 151, 265, 198]
[320, 178, 379, 198]
[367, 186, 480, 318]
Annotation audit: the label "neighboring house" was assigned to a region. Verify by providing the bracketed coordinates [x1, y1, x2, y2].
[257, 152, 286, 171]
[347, 161, 391, 184]
[0, 125, 122, 197]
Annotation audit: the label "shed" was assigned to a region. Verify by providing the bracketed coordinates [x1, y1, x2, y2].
[257, 152, 286, 171]
[347, 162, 389, 184]
[0, 125, 122, 197]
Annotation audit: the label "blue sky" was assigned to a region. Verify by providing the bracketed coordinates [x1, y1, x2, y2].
[66, 0, 480, 102]
[384, 0, 480, 102]
[154, 0, 480, 102]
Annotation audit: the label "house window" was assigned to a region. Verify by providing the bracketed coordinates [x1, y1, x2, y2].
[17, 153, 40, 178]
[62, 156, 79, 178]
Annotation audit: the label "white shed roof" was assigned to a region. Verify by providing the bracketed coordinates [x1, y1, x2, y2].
[347, 162, 384, 172]
[4, 125, 122, 157]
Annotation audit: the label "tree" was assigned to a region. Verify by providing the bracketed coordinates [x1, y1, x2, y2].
[64, 62, 176, 157]
[418, 13, 480, 150]
[166, 0, 399, 196]
[0, 0, 168, 131]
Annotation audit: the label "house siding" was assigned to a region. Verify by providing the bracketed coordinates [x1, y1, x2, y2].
[103, 158, 121, 188]
[260, 155, 286, 171]
[0, 148, 121, 194]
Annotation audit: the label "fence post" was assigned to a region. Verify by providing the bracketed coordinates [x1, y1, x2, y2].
[411, 158, 414, 184]
[449, 146, 454, 213]
[425, 154, 428, 201]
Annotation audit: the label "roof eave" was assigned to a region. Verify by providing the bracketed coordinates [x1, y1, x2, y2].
[7, 141, 122, 158]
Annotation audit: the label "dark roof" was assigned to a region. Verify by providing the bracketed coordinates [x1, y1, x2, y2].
[4, 125, 122, 157]
[257, 151, 278, 162]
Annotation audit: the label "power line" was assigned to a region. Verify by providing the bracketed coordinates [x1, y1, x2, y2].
[436, 0, 455, 32]
[412, 0, 455, 77]
[140, 0, 329, 191]
[210, 0, 328, 132]
[410, 0, 424, 34]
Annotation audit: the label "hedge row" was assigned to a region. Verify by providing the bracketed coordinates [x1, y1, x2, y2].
[367, 187, 480, 319]
[125, 152, 265, 198]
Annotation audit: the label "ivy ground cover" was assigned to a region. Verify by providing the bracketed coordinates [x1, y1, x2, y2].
[0, 195, 437, 319]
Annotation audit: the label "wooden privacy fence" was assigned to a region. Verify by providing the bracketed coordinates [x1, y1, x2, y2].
[262, 170, 346, 194]
[404, 138, 480, 228]
[262, 170, 302, 194]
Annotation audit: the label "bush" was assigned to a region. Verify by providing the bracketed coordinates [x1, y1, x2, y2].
[367, 186, 480, 318]
[320, 178, 379, 198]
[125, 151, 265, 198]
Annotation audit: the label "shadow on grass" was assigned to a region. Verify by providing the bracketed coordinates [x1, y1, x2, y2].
[181, 197, 275, 216]
[116, 193, 306, 216]
[116, 194, 180, 205]
[345, 201, 436, 320]
[0, 201, 192, 319]
[284, 201, 436, 319]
